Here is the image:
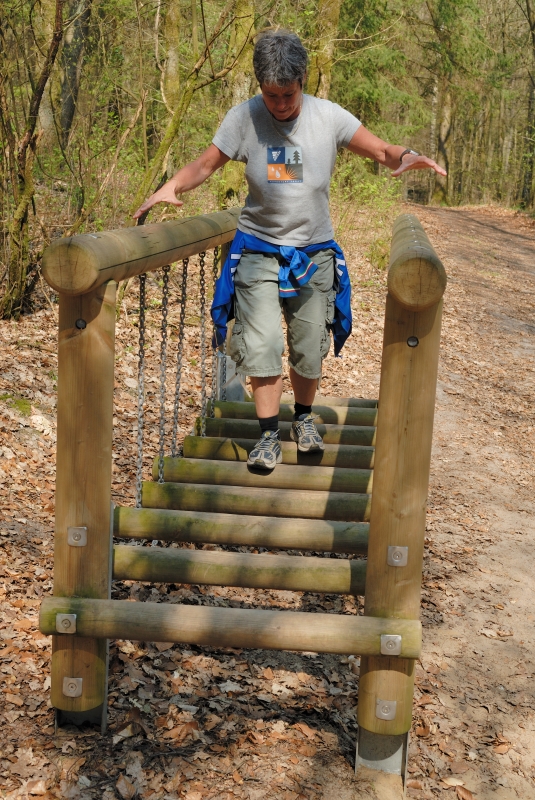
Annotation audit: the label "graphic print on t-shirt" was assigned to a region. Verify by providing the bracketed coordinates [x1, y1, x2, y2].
[267, 146, 303, 183]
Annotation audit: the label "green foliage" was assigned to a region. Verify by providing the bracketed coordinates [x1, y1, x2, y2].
[0, 394, 32, 417]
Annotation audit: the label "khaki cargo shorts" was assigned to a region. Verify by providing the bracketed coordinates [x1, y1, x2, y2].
[228, 248, 336, 379]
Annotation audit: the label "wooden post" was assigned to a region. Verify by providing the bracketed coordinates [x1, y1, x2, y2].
[51, 281, 116, 727]
[356, 214, 446, 778]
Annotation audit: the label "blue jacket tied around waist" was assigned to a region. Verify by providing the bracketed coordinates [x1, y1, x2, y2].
[211, 231, 352, 357]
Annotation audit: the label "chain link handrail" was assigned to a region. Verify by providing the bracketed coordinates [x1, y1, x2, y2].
[157, 265, 170, 483]
[171, 258, 189, 457]
[135, 274, 146, 508]
[199, 252, 207, 437]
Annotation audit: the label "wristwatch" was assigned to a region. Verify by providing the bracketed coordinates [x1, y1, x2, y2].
[400, 148, 419, 162]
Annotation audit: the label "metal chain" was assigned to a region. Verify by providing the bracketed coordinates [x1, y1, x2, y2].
[210, 247, 219, 419]
[171, 258, 189, 457]
[135, 274, 147, 508]
[157, 265, 170, 482]
[199, 252, 207, 437]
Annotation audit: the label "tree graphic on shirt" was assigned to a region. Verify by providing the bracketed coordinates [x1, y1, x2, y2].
[293, 150, 301, 164]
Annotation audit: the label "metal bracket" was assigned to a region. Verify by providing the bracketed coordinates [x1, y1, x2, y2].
[381, 634, 402, 656]
[63, 677, 83, 698]
[376, 699, 397, 721]
[387, 545, 408, 567]
[56, 613, 77, 634]
[67, 526, 87, 547]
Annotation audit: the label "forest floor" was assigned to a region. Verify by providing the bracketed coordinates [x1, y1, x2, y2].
[0, 202, 534, 800]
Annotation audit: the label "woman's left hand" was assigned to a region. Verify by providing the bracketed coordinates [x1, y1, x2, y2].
[390, 154, 447, 178]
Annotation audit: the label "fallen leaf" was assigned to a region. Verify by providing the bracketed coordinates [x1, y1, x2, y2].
[116, 773, 136, 800]
[478, 628, 498, 639]
[219, 680, 243, 694]
[112, 722, 142, 745]
[456, 788, 475, 800]
[450, 761, 470, 774]
[442, 777, 465, 787]
[5, 693, 24, 706]
[26, 779, 48, 795]
[162, 721, 199, 742]
[293, 722, 317, 739]
[406, 779, 424, 789]
[493, 743, 511, 754]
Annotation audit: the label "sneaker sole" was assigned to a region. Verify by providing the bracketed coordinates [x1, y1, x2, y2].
[247, 452, 283, 469]
[290, 428, 325, 453]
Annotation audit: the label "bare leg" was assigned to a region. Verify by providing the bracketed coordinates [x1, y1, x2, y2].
[250, 375, 283, 418]
[290, 367, 317, 406]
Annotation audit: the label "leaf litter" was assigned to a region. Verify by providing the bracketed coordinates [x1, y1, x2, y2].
[1, 206, 535, 798]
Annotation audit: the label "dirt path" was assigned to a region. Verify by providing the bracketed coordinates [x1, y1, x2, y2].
[0, 204, 534, 800]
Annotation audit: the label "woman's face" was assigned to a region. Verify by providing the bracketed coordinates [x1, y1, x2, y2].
[261, 81, 303, 121]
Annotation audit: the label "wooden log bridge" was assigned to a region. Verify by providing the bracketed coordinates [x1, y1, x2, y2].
[40, 209, 446, 784]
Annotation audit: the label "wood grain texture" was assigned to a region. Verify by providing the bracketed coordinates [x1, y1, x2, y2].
[208, 400, 378, 426]
[50, 282, 116, 713]
[182, 436, 375, 469]
[142, 481, 371, 522]
[358, 290, 444, 736]
[151, 457, 373, 494]
[112, 545, 367, 595]
[387, 214, 447, 310]
[41, 598, 422, 658]
[114, 506, 370, 554]
[198, 417, 376, 446]
[42, 208, 240, 295]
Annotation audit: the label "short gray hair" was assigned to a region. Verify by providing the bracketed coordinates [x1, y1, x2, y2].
[253, 30, 308, 87]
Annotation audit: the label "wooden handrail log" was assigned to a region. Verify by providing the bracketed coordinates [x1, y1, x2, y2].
[42, 207, 241, 296]
[388, 214, 447, 310]
[40, 598, 422, 658]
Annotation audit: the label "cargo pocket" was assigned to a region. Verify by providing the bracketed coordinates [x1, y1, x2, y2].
[320, 290, 335, 359]
[228, 321, 246, 365]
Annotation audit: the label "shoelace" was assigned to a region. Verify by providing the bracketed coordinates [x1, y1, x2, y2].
[298, 416, 319, 436]
[255, 433, 279, 450]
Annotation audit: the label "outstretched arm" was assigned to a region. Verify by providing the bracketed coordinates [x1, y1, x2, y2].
[133, 144, 231, 219]
[347, 125, 446, 177]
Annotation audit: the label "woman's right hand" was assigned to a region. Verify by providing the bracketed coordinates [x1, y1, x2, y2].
[132, 180, 183, 220]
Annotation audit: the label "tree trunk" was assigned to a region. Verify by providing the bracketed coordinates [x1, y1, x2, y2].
[1, 0, 65, 319]
[162, 0, 181, 112]
[59, 0, 92, 148]
[306, 0, 342, 98]
[432, 87, 451, 204]
[219, 0, 255, 207]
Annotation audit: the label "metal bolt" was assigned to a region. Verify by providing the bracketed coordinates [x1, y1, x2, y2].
[407, 336, 419, 348]
[67, 527, 87, 547]
[387, 545, 408, 567]
[56, 613, 77, 633]
[62, 677, 83, 698]
[376, 699, 397, 720]
[75, 319, 87, 330]
[381, 634, 402, 656]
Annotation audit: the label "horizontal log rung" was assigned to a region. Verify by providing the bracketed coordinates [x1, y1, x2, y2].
[40, 597, 421, 658]
[207, 400, 377, 426]
[142, 481, 371, 522]
[182, 436, 375, 469]
[114, 507, 369, 554]
[112, 544, 366, 595]
[152, 457, 373, 494]
[198, 417, 376, 446]
[269, 393, 378, 408]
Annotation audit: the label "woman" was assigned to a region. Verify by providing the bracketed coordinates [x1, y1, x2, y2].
[134, 29, 445, 470]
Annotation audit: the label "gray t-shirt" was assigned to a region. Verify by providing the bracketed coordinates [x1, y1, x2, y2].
[212, 94, 361, 246]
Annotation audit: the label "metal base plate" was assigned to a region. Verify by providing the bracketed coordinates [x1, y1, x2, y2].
[355, 726, 409, 781]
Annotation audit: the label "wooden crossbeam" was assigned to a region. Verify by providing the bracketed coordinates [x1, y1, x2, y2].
[198, 417, 376, 445]
[208, 400, 378, 426]
[40, 598, 422, 659]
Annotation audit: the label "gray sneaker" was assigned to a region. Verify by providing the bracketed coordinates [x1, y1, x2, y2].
[290, 414, 325, 452]
[247, 431, 282, 470]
